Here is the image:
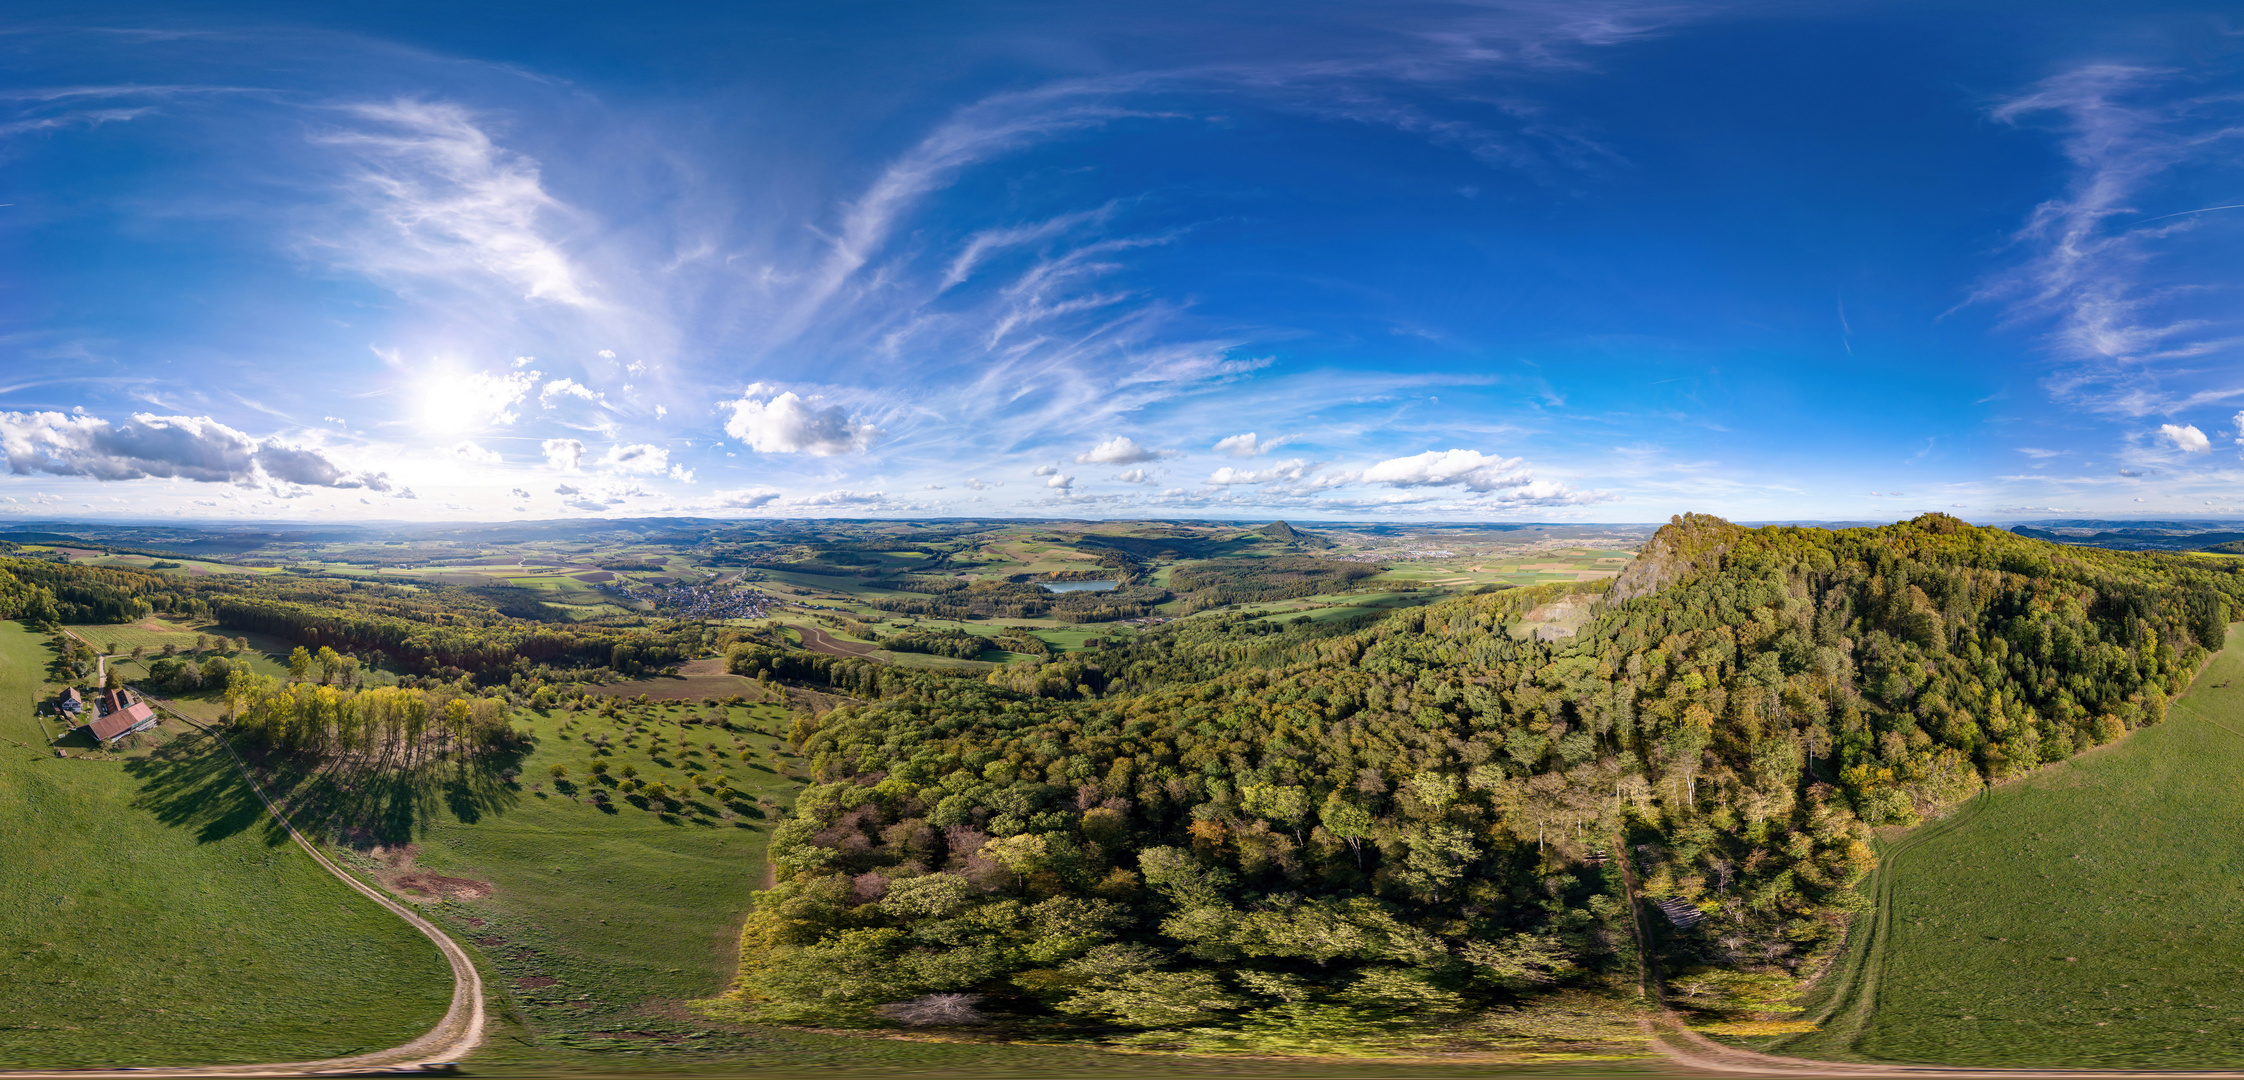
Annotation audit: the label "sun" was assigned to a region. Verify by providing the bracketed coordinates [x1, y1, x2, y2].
[416, 368, 531, 435]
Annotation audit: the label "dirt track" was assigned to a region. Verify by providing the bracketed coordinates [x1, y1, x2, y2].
[1642, 1014, 2244, 1078]
[0, 710, 485, 1079]
[791, 623, 879, 658]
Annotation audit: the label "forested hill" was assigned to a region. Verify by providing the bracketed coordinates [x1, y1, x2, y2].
[735, 513, 2243, 1046]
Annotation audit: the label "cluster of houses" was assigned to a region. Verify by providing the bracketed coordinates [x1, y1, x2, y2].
[56, 686, 159, 746]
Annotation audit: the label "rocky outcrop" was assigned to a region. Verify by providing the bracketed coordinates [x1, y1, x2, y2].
[1602, 512, 1745, 606]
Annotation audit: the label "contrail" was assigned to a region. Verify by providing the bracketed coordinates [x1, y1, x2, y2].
[2135, 202, 2244, 225]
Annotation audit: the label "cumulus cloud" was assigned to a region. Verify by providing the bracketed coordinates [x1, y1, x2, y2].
[1033, 464, 1059, 476]
[721, 386, 882, 455]
[553, 483, 581, 495]
[1207, 459, 1309, 485]
[967, 478, 1001, 490]
[0, 410, 387, 490]
[598, 443, 669, 473]
[1213, 432, 1294, 458]
[669, 464, 695, 483]
[1074, 436, 1169, 465]
[714, 487, 781, 508]
[447, 439, 501, 463]
[541, 437, 586, 471]
[539, 378, 601, 406]
[1357, 449, 1605, 505]
[508, 487, 530, 499]
[2159, 423, 2210, 453]
[1046, 473, 1074, 490]
[1115, 468, 1147, 483]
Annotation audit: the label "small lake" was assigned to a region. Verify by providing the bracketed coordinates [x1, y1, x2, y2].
[1040, 579, 1119, 593]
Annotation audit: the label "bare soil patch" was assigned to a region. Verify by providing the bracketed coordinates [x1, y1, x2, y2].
[394, 872, 493, 901]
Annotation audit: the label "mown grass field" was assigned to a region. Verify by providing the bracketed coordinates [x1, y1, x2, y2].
[0, 619, 453, 1068]
[1775, 627, 2244, 1068]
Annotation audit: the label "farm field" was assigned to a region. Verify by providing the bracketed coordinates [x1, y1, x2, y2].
[0, 620, 454, 1068]
[1773, 626, 2244, 1068]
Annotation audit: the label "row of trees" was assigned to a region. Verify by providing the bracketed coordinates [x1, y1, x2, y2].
[226, 671, 520, 767]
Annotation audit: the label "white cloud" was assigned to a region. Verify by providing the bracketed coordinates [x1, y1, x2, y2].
[668, 464, 695, 483]
[541, 437, 586, 471]
[320, 99, 594, 307]
[512, 355, 535, 368]
[2159, 423, 2210, 453]
[721, 387, 882, 455]
[1213, 432, 1295, 458]
[0, 410, 389, 491]
[1074, 435, 1169, 464]
[1115, 468, 1147, 483]
[655, 404, 668, 419]
[1046, 473, 1074, 490]
[1358, 449, 1607, 505]
[1032, 464, 1059, 476]
[794, 489, 889, 507]
[715, 487, 782, 509]
[967, 478, 1001, 490]
[447, 439, 501, 464]
[508, 487, 530, 499]
[539, 378, 601, 406]
[598, 443, 669, 473]
[1981, 67, 2244, 416]
[1207, 459, 1309, 486]
[598, 349, 616, 358]
[553, 483, 580, 495]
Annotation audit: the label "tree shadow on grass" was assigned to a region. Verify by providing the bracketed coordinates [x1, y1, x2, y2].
[125, 730, 525, 848]
[125, 730, 286, 847]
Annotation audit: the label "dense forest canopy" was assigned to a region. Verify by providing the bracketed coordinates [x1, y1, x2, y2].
[730, 514, 2244, 1045]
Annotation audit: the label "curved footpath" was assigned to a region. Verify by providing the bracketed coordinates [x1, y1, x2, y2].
[1, 696, 484, 1079]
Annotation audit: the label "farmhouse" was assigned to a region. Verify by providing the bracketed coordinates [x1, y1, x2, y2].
[57, 687, 82, 716]
[84, 688, 157, 745]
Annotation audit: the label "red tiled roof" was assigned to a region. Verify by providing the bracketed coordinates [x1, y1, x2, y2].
[88, 702, 156, 742]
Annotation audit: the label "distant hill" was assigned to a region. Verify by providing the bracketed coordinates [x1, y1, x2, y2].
[2010, 523, 2244, 552]
[1253, 519, 1333, 549]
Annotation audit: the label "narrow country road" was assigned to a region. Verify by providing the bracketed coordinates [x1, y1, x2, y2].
[0, 693, 486, 1079]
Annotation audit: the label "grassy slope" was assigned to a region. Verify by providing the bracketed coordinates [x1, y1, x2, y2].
[244, 696, 802, 1068]
[1776, 626, 2244, 1068]
[0, 620, 451, 1068]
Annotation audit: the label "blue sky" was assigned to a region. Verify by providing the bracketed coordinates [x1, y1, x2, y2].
[4, 1, 2244, 523]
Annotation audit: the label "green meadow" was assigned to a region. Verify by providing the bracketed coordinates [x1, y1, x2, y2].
[1775, 627, 2244, 1068]
[242, 689, 807, 1067]
[0, 620, 452, 1068]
